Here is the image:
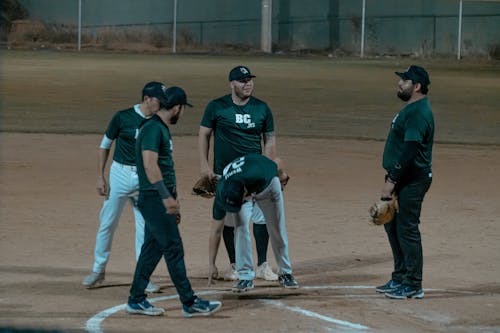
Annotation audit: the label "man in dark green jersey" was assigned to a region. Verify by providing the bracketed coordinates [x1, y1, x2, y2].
[199, 65, 278, 283]
[375, 66, 434, 300]
[83, 81, 168, 293]
[210, 154, 298, 292]
[126, 87, 222, 317]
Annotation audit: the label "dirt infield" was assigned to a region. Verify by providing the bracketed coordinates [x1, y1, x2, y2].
[1, 51, 500, 332]
[1, 133, 499, 333]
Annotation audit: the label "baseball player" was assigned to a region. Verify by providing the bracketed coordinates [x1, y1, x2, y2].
[126, 86, 222, 317]
[82, 82, 168, 292]
[209, 153, 298, 292]
[199, 65, 278, 282]
[376, 65, 434, 299]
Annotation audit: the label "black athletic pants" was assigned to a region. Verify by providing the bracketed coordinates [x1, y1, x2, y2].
[384, 171, 432, 289]
[129, 190, 195, 305]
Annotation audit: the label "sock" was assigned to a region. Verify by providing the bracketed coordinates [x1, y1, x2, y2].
[253, 223, 269, 266]
[222, 225, 236, 264]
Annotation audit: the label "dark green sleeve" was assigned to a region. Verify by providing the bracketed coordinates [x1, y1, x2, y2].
[201, 100, 216, 128]
[140, 124, 162, 153]
[263, 104, 274, 133]
[105, 112, 121, 139]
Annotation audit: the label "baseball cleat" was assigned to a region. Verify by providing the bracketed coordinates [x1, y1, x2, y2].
[82, 271, 105, 288]
[375, 279, 401, 293]
[385, 285, 424, 299]
[278, 274, 299, 289]
[145, 281, 161, 293]
[223, 263, 238, 281]
[182, 297, 222, 318]
[126, 299, 165, 316]
[232, 279, 254, 293]
[256, 262, 278, 281]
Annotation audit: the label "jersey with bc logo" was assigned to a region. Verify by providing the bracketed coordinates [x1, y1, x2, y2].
[136, 115, 176, 191]
[201, 95, 274, 174]
[383, 97, 434, 172]
[105, 108, 146, 166]
[213, 154, 278, 220]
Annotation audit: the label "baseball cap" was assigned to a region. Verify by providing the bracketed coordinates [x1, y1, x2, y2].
[142, 81, 169, 106]
[395, 65, 430, 87]
[164, 86, 193, 108]
[221, 179, 245, 213]
[228, 65, 256, 82]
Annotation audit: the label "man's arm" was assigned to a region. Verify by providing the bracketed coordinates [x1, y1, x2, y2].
[97, 148, 111, 197]
[198, 126, 215, 178]
[208, 219, 225, 285]
[142, 150, 179, 215]
[263, 131, 276, 160]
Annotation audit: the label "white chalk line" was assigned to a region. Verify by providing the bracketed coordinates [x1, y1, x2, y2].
[84, 285, 478, 333]
[262, 299, 369, 331]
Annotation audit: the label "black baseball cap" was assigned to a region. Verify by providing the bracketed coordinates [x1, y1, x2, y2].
[142, 81, 169, 106]
[164, 86, 193, 108]
[395, 65, 430, 87]
[228, 65, 256, 82]
[221, 179, 245, 213]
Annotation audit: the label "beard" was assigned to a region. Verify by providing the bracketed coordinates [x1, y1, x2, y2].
[169, 114, 180, 124]
[397, 89, 412, 102]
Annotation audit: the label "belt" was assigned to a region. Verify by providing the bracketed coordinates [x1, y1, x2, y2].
[114, 162, 137, 172]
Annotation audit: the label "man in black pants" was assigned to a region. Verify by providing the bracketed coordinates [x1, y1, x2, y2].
[126, 86, 222, 317]
[376, 65, 434, 299]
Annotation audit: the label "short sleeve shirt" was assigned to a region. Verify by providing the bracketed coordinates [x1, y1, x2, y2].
[201, 95, 274, 174]
[383, 97, 434, 172]
[136, 115, 176, 190]
[105, 107, 147, 165]
[212, 153, 278, 220]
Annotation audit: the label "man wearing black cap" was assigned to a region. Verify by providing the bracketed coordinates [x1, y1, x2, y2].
[126, 86, 222, 317]
[83, 81, 169, 293]
[211, 153, 298, 292]
[376, 65, 434, 299]
[199, 65, 279, 283]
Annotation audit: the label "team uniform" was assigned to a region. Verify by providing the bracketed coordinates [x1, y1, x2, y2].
[201, 93, 277, 279]
[128, 112, 221, 317]
[202, 94, 273, 226]
[213, 154, 297, 289]
[91, 105, 148, 274]
[381, 95, 434, 298]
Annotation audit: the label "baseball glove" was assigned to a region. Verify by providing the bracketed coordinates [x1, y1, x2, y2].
[369, 196, 398, 225]
[192, 176, 218, 198]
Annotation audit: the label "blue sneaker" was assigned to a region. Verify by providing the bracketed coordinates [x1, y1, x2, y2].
[385, 285, 424, 299]
[126, 299, 165, 316]
[375, 279, 401, 293]
[182, 297, 222, 318]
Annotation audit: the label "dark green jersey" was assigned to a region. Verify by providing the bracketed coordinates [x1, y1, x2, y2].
[105, 106, 147, 166]
[201, 94, 274, 174]
[213, 153, 278, 220]
[383, 97, 434, 172]
[136, 115, 176, 191]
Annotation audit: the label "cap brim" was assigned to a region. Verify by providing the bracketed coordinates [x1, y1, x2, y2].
[395, 71, 408, 79]
[185, 102, 193, 107]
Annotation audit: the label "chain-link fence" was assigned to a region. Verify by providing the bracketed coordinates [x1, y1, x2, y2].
[4, 0, 500, 58]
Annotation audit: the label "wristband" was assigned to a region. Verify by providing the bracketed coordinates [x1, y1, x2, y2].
[152, 181, 172, 199]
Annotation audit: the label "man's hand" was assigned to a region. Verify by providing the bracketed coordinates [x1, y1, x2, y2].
[208, 264, 220, 286]
[381, 180, 395, 199]
[163, 197, 180, 215]
[97, 176, 108, 197]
